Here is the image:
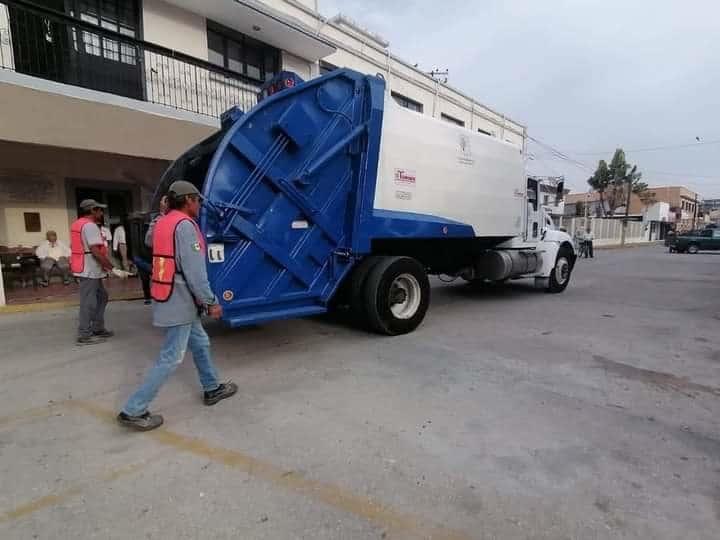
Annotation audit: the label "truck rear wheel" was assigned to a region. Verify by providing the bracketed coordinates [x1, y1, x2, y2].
[546, 246, 573, 293]
[348, 256, 382, 325]
[687, 244, 699, 254]
[363, 256, 430, 335]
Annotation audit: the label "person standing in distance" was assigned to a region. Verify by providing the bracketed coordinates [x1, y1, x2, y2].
[71, 199, 115, 345]
[118, 181, 237, 431]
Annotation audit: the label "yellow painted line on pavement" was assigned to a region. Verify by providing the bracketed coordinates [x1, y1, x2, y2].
[0, 456, 158, 524]
[67, 400, 470, 540]
[0, 404, 64, 429]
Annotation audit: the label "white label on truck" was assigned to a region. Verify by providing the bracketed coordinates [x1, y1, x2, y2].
[395, 190, 412, 201]
[457, 134, 475, 166]
[394, 168, 416, 187]
[291, 220, 309, 229]
[207, 244, 225, 263]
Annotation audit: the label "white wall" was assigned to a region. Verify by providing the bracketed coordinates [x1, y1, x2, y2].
[0, 178, 69, 247]
[143, 0, 208, 59]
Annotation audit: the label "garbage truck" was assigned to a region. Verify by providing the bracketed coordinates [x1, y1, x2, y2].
[138, 69, 576, 335]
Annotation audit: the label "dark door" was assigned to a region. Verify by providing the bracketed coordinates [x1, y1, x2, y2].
[75, 187, 132, 224]
[8, 0, 67, 82]
[9, 0, 143, 100]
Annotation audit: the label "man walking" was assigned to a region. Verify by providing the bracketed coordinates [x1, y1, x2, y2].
[70, 200, 115, 345]
[583, 227, 595, 258]
[118, 181, 236, 431]
[36, 230, 71, 286]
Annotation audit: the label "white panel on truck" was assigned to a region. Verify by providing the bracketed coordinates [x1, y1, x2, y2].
[374, 96, 525, 237]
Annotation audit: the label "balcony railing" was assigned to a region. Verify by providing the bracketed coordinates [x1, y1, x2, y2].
[0, 0, 259, 119]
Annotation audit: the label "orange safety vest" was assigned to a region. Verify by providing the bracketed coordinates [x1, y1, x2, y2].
[150, 210, 206, 302]
[70, 217, 108, 274]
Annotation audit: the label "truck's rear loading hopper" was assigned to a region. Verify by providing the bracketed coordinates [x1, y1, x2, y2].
[161, 70, 387, 326]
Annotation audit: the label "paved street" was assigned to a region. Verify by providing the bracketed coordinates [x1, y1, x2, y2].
[1, 245, 718, 540]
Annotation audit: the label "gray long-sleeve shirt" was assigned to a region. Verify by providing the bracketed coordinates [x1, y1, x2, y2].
[152, 219, 217, 327]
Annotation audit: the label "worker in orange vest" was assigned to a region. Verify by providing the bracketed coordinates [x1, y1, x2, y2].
[70, 199, 116, 345]
[118, 181, 237, 431]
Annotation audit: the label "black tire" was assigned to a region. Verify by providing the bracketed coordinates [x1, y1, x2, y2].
[348, 256, 383, 324]
[546, 246, 573, 293]
[687, 244, 699, 254]
[363, 256, 430, 336]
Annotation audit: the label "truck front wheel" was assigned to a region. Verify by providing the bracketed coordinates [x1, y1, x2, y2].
[363, 256, 430, 335]
[546, 246, 574, 293]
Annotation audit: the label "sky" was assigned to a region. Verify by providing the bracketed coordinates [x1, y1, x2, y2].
[318, 0, 720, 197]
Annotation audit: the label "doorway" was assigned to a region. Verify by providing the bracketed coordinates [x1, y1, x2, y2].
[75, 187, 132, 225]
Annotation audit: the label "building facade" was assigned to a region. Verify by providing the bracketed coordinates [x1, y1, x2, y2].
[0, 0, 525, 252]
[564, 186, 700, 232]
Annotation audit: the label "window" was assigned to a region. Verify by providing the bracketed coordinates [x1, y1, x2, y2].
[543, 194, 550, 205]
[391, 92, 424, 113]
[207, 22, 280, 82]
[441, 113, 465, 127]
[70, 0, 140, 65]
[24, 212, 41, 233]
[477, 128, 492, 136]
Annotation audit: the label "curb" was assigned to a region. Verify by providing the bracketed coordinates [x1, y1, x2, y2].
[0, 292, 143, 315]
[594, 241, 664, 251]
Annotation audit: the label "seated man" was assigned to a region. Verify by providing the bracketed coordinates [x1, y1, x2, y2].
[36, 230, 71, 286]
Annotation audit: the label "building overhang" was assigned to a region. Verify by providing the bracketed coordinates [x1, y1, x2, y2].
[164, 0, 336, 61]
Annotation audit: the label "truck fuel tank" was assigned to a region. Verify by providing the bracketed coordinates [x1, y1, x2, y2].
[474, 250, 542, 281]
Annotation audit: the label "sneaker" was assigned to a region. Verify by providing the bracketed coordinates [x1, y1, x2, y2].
[203, 382, 238, 406]
[76, 335, 106, 346]
[93, 329, 115, 338]
[117, 411, 164, 431]
[143, 299, 152, 305]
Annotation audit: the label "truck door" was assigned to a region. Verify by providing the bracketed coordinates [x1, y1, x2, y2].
[526, 178, 540, 239]
[713, 229, 720, 250]
[699, 229, 713, 249]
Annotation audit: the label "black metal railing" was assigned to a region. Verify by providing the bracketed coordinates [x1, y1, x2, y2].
[0, 0, 259, 118]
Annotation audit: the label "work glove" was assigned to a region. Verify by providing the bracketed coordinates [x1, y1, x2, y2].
[112, 268, 131, 279]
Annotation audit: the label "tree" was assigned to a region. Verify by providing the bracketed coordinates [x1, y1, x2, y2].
[588, 149, 647, 216]
[587, 160, 610, 216]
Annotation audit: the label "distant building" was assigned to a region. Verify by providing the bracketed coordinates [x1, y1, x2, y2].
[564, 186, 701, 232]
[700, 198, 720, 214]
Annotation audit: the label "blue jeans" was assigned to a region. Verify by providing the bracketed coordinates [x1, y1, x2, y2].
[122, 319, 220, 416]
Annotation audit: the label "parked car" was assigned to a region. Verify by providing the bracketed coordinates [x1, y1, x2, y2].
[668, 228, 720, 253]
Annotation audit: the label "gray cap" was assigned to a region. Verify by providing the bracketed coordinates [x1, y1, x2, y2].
[79, 198, 107, 210]
[168, 180, 203, 199]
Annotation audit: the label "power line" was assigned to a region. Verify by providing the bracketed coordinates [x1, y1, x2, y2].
[639, 169, 720, 180]
[528, 136, 720, 187]
[527, 137, 592, 172]
[568, 138, 720, 156]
